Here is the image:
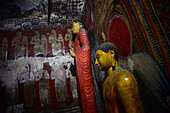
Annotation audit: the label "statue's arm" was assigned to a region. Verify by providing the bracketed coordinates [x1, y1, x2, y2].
[115, 72, 144, 113]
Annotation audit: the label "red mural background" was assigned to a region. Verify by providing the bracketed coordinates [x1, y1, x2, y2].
[109, 16, 131, 58]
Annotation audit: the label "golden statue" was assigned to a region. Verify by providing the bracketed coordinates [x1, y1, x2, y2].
[95, 42, 144, 113]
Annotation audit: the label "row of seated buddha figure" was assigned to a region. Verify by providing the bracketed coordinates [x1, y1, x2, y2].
[9, 29, 68, 59]
[31, 29, 65, 57]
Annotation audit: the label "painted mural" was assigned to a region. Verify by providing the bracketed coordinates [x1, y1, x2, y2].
[0, 0, 87, 112]
[0, 26, 80, 112]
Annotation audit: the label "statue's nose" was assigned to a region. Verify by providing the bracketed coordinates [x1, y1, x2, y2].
[95, 59, 98, 66]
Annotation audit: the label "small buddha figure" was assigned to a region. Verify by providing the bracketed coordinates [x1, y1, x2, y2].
[31, 30, 45, 57]
[65, 28, 73, 53]
[57, 33, 65, 54]
[41, 34, 47, 56]
[95, 42, 144, 113]
[49, 29, 60, 55]
[11, 31, 28, 59]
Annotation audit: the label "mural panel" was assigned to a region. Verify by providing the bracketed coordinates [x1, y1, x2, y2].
[0, 0, 86, 112]
[0, 26, 79, 112]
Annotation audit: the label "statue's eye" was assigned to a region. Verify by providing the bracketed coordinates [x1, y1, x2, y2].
[96, 55, 100, 59]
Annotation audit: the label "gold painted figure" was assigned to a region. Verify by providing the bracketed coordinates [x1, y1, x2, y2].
[95, 42, 144, 113]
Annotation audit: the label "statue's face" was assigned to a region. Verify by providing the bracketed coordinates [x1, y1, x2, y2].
[95, 50, 112, 71]
[72, 22, 80, 34]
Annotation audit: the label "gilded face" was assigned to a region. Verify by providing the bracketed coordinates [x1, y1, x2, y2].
[72, 22, 80, 34]
[95, 50, 112, 71]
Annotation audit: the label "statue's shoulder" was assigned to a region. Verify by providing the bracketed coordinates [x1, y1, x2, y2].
[113, 67, 137, 87]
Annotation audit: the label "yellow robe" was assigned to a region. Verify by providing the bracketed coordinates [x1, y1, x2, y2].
[103, 67, 144, 113]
